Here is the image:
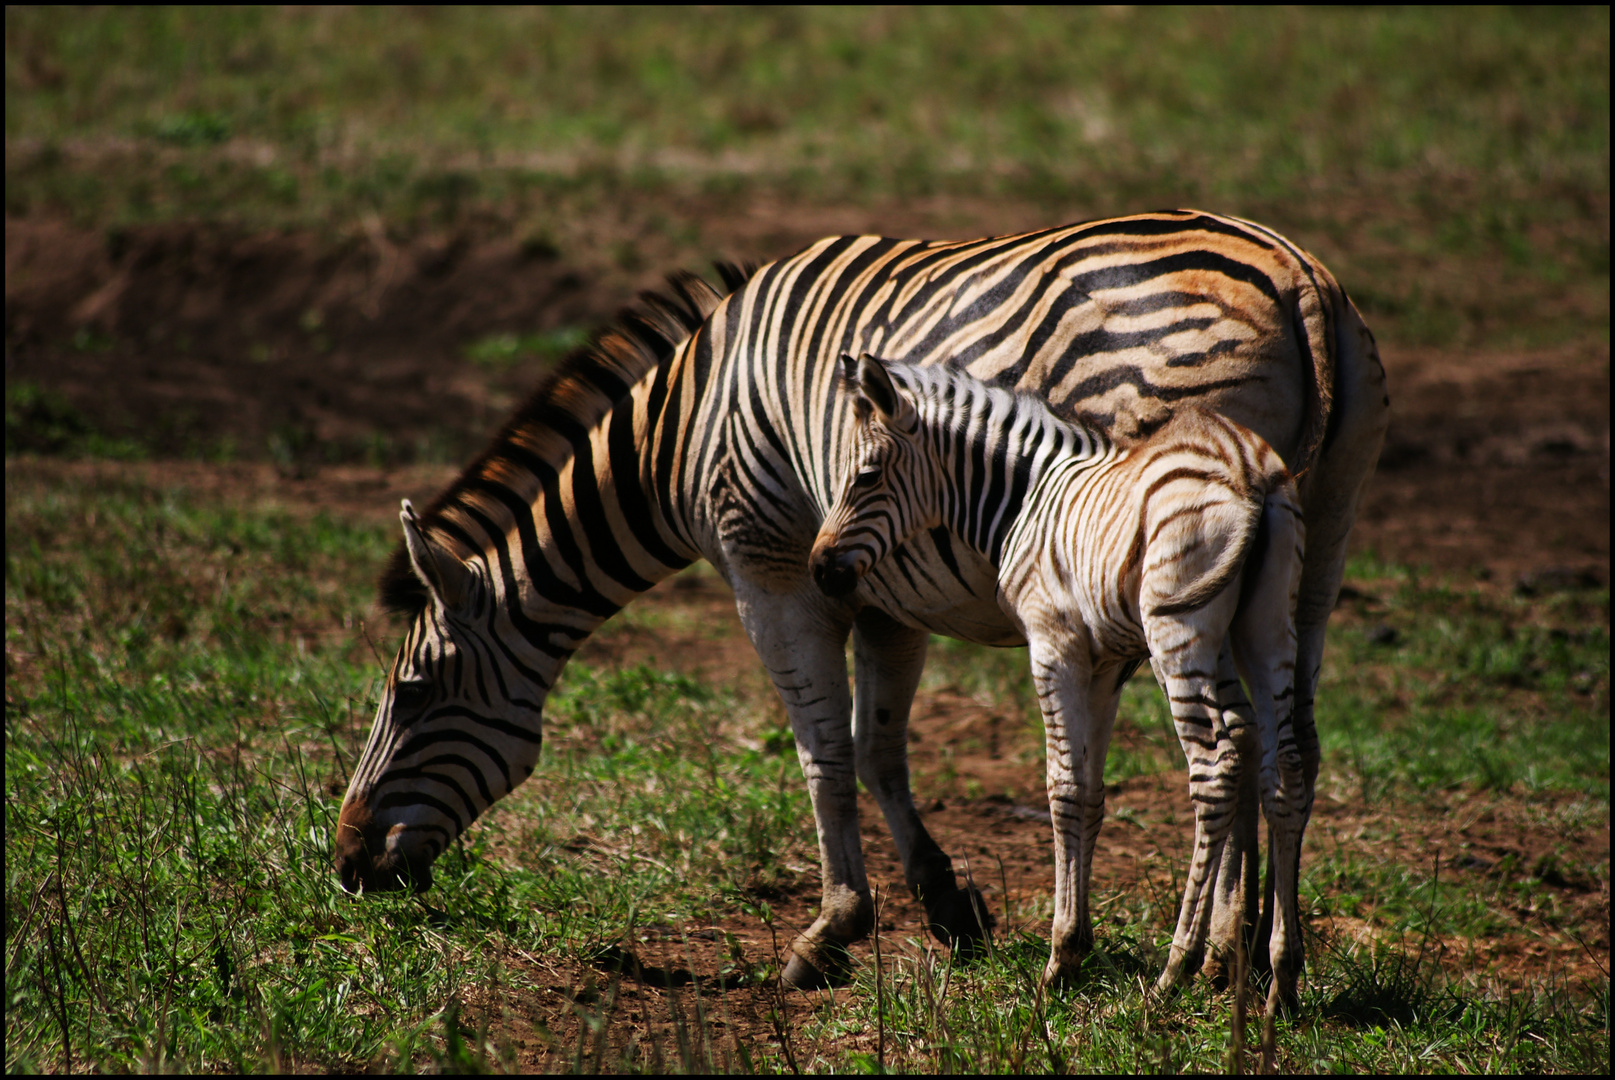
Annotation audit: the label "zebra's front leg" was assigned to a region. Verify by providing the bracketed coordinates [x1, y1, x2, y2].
[1025, 627, 1119, 987]
[851, 609, 993, 957]
[731, 584, 872, 990]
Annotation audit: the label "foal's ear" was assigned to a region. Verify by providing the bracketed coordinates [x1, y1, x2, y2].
[855, 354, 915, 428]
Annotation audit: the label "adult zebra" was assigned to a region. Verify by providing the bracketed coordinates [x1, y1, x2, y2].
[810, 355, 1308, 1008]
[336, 209, 1388, 991]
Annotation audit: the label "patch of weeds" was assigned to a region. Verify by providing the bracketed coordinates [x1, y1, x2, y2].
[514, 662, 817, 912]
[1319, 938, 1457, 1028]
[5, 381, 146, 459]
[150, 111, 233, 147]
[463, 327, 590, 371]
[1321, 562, 1609, 800]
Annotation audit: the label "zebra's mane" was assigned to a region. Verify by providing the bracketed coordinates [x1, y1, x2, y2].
[379, 261, 756, 618]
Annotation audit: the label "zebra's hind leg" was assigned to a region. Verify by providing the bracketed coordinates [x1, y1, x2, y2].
[730, 584, 873, 990]
[852, 609, 994, 957]
[1198, 642, 1261, 990]
[1148, 593, 1245, 996]
[1230, 486, 1308, 1013]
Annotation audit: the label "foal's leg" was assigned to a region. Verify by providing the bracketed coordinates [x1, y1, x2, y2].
[1149, 589, 1245, 994]
[1232, 494, 1308, 1014]
[1025, 622, 1124, 987]
[1200, 641, 1261, 988]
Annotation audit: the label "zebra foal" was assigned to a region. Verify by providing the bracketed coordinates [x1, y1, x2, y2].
[811, 354, 1310, 1009]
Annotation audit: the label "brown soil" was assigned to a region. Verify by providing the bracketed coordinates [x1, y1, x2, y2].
[5, 211, 1608, 1067]
[485, 569, 1610, 1069]
[6, 212, 1608, 586]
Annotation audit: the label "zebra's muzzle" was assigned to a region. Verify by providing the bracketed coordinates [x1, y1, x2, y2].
[334, 799, 435, 894]
[810, 545, 864, 598]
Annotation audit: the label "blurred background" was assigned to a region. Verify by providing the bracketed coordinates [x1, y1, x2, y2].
[4, 12, 1608, 1072]
[5, 5, 1609, 578]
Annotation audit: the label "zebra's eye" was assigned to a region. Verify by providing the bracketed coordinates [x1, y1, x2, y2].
[390, 679, 432, 714]
[852, 467, 882, 489]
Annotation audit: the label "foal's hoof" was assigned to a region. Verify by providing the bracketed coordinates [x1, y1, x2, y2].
[925, 885, 996, 958]
[781, 948, 852, 991]
[1041, 956, 1082, 989]
[1153, 971, 1188, 1003]
[1155, 952, 1189, 992]
[1264, 977, 1300, 1018]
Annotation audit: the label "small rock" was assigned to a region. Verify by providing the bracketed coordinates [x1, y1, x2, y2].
[1516, 567, 1604, 596]
[1335, 584, 1370, 607]
[1366, 624, 1400, 647]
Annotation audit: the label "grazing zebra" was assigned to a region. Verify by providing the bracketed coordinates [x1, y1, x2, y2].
[335, 209, 1387, 993]
[812, 354, 1309, 1008]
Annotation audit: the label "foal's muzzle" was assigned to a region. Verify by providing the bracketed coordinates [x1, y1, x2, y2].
[810, 545, 863, 598]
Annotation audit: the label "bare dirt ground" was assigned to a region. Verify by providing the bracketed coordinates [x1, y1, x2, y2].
[5, 212, 1608, 1067]
[7, 212, 1609, 587]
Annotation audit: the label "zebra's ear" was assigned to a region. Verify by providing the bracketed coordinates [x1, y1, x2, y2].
[856, 354, 915, 428]
[399, 500, 471, 612]
[838, 352, 860, 388]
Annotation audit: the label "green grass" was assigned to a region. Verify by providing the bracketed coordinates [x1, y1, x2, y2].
[6, 7, 1609, 348]
[790, 925, 1606, 1073]
[7, 460, 1607, 1072]
[3, 463, 815, 1071]
[6, 381, 149, 461]
[464, 327, 591, 372]
[1323, 552, 1609, 801]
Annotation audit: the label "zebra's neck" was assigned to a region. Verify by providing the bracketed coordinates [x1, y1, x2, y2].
[386, 298, 724, 696]
[908, 369, 1111, 565]
[499, 365, 702, 679]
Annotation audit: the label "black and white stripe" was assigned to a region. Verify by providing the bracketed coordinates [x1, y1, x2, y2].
[335, 209, 1386, 995]
[812, 355, 1311, 1008]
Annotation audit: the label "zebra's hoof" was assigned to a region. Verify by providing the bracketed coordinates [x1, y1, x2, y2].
[781, 949, 851, 991]
[1199, 951, 1231, 990]
[1153, 970, 1186, 1000]
[1041, 956, 1082, 989]
[925, 885, 995, 958]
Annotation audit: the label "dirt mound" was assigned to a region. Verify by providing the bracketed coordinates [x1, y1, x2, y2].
[5, 213, 1609, 581]
[1357, 342, 1608, 585]
[5, 215, 612, 463]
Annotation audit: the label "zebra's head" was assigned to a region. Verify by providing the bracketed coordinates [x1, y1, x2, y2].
[335, 500, 545, 894]
[811, 354, 941, 598]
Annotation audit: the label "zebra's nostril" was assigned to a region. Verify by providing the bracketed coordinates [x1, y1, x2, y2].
[337, 856, 361, 894]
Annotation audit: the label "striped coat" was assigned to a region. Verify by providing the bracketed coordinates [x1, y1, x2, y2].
[811, 354, 1309, 1006]
[336, 210, 1387, 992]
